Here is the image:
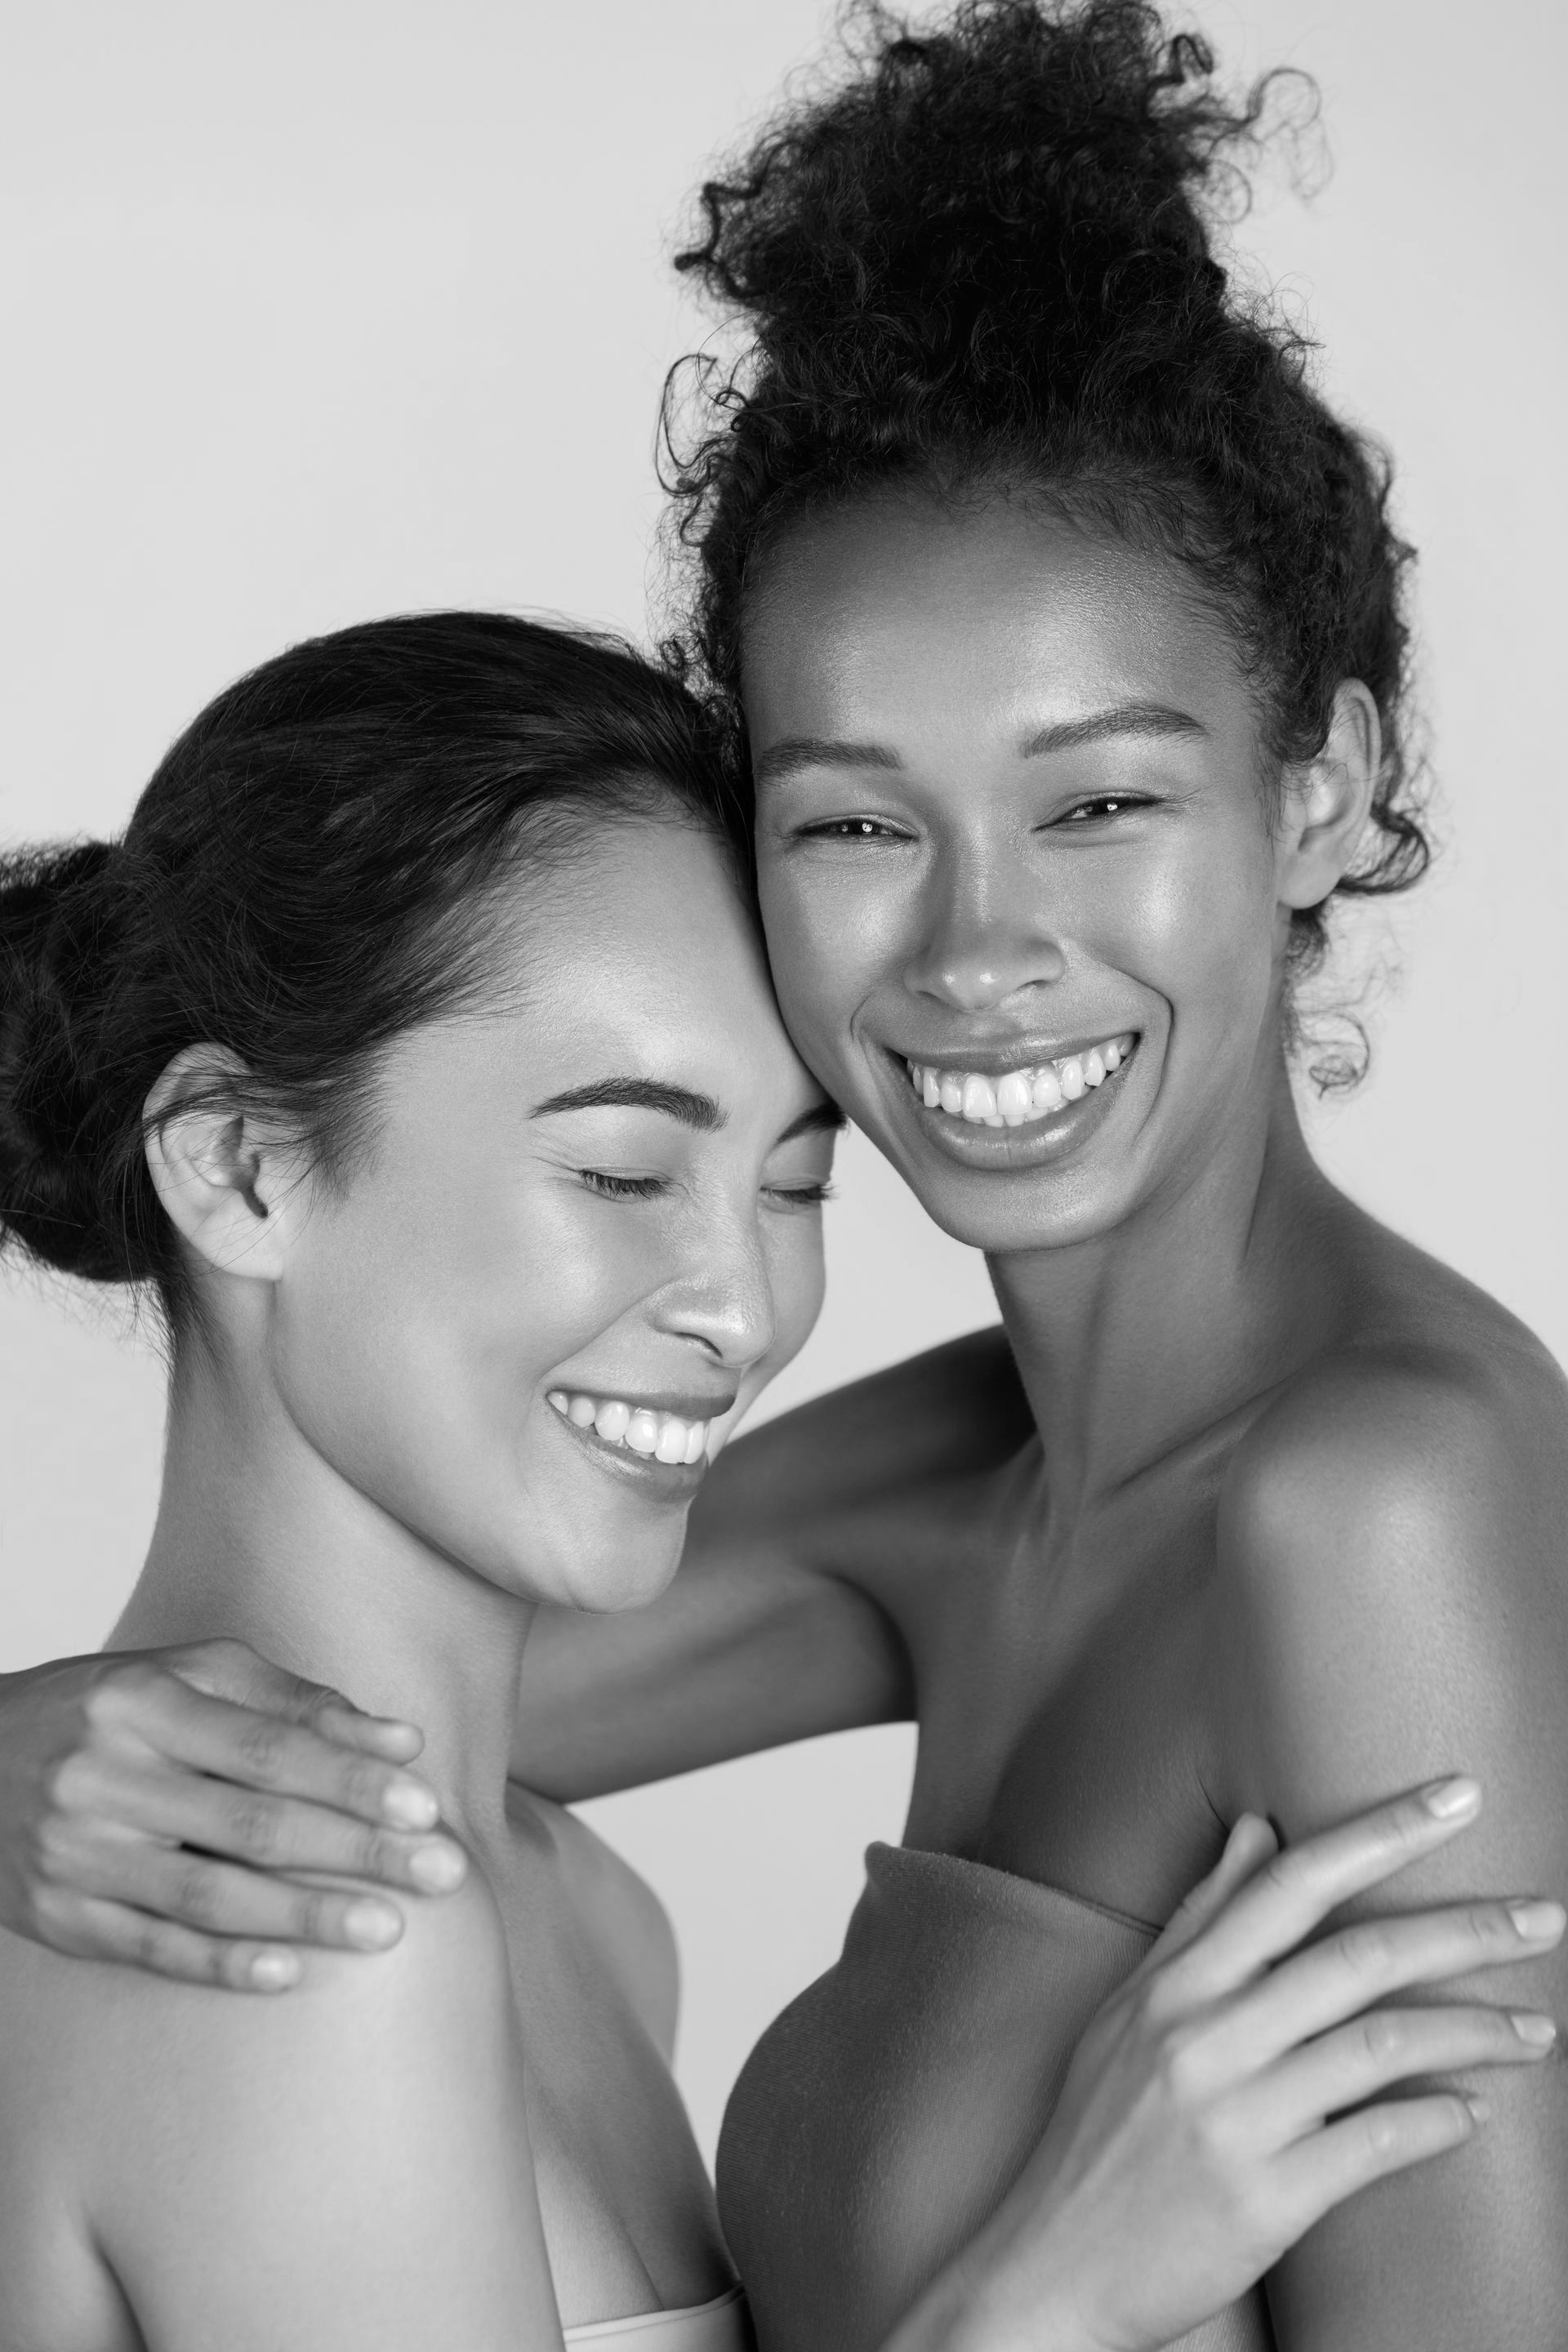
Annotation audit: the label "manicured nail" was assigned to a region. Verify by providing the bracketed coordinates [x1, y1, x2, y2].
[343, 1900, 402, 1949]
[1508, 1900, 1567, 1943]
[409, 1842, 466, 1893]
[250, 1949, 300, 1990]
[1510, 2011, 1559, 2048]
[1422, 1776, 1481, 1820]
[381, 1777, 439, 1830]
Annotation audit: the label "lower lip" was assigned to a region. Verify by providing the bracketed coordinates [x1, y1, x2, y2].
[549, 1406, 710, 1494]
[884, 1044, 1139, 1171]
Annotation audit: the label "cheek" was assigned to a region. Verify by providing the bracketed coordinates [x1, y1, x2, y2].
[263, 1164, 664, 1590]
[764, 1214, 828, 1370]
[758, 853, 896, 1085]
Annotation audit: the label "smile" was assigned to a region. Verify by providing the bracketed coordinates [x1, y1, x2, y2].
[546, 1389, 715, 1466]
[905, 1034, 1137, 1128]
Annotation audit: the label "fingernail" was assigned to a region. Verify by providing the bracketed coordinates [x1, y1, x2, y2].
[1511, 2011, 1559, 2047]
[1464, 2094, 1490, 2123]
[250, 1949, 301, 1990]
[1422, 1776, 1481, 1820]
[1509, 1900, 1567, 1942]
[409, 1842, 466, 1893]
[381, 1778, 439, 1830]
[344, 1900, 402, 1949]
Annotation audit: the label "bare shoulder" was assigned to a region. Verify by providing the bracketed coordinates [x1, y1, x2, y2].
[0, 1861, 557, 2351]
[1216, 1243, 1568, 1853]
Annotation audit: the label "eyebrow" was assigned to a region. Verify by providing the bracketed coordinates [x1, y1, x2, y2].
[529, 1078, 846, 1145]
[1020, 702, 1208, 756]
[752, 737, 905, 788]
[752, 702, 1205, 788]
[530, 1078, 724, 1130]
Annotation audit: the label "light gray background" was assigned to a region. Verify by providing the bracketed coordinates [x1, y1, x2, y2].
[1, 1, 1563, 2163]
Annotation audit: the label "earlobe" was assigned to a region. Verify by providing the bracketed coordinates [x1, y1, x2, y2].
[1276, 679, 1382, 914]
[143, 1046, 292, 1283]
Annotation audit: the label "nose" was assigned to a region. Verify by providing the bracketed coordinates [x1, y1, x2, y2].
[653, 1201, 777, 1372]
[902, 840, 1067, 1013]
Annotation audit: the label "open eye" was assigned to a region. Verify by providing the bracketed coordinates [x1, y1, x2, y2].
[1057, 793, 1152, 825]
[795, 816, 912, 844]
[578, 1170, 668, 1201]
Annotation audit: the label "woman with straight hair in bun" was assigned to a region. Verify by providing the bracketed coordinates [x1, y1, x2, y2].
[0, 5, 1565, 2347]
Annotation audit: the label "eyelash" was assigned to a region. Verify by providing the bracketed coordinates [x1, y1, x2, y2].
[578, 1171, 835, 1209]
[796, 795, 1153, 843]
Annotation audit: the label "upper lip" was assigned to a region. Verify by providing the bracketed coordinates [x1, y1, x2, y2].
[889, 1032, 1139, 1075]
[551, 1386, 740, 1420]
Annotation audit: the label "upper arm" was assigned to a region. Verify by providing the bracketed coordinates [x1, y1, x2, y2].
[96, 1871, 562, 2352]
[1218, 1348, 1568, 2348]
[513, 1330, 1030, 1799]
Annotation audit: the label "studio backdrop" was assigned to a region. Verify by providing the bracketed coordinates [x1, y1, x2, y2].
[1, 0, 1562, 2159]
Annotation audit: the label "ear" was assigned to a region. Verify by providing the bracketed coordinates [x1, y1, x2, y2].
[143, 1047, 304, 1285]
[1274, 679, 1381, 914]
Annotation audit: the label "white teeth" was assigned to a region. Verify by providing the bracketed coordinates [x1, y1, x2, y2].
[906, 1036, 1135, 1129]
[595, 1398, 630, 1443]
[548, 1390, 710, 1467]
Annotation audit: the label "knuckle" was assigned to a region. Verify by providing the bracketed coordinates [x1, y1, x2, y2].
[83, 1659, 158, 1730]
[1356, 2009, 1405, 2067]
[172, 1861, 217, 1926]
[1155, 2016, 1213, 2102]
[293, 1889, 331, 1943]
[342, 1759, 389, 1818]
[236, 1716, 291, 1781]
[44, 1753, 96, 1817]
[227, 1793, 283, 1861]
[1339, 1920, 1396, 1980]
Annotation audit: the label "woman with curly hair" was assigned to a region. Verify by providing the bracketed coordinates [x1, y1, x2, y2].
[0, 4, 1563, 2347]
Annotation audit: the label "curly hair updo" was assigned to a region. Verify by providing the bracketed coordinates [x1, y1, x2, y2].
[0, 612, 737, 1330]
[665, 0, 1429, 1014]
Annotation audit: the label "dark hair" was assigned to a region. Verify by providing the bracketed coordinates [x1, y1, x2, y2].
[0, 611, 740, 1324]
[665, 0, 1429, 1066]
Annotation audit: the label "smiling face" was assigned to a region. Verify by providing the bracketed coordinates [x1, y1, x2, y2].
[256, 816, 835, 1614]
[743, 490, 1318, 1258]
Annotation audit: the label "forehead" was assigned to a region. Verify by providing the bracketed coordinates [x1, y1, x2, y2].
[742, 491, 1245, 750]
[485, 817, 798, 1091]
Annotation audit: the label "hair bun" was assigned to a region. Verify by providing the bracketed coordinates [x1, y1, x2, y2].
[0, 838, 130, 1279]
[678, 0, 1272, 414]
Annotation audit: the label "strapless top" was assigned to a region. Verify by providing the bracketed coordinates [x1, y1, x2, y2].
[564, 2284, 751, 2349]
[717, 1843, 1274, 2352]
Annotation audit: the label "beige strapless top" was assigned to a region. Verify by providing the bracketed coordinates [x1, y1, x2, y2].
[564, 2285, 751, 2350]
[718, 1843, 1274, 2352]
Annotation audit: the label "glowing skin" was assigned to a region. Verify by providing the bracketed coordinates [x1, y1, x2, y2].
[240, 821, 837, 1633]
[742, 493, 1309, 1261]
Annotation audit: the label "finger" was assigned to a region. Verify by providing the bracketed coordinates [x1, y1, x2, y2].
[1246, 2002, 1558, 2142]
[81, 1668, 441, 1830]
[57, 1766, 466, 1896]
[43, 1823, 425, 1949]
[1272, 2091, 1479, 2236]
[1232, 1897, 1567, 2062]
[31, 1886, 306, 1993]
[163, 1640, 425, 1760]
[1135, 1815, 1281, 1980]
[1161, 1778, 1486, 1998]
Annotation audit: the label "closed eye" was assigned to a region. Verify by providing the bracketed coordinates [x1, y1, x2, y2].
[579, 1169, 668, 1201]
[765, 1180, 835, 1209]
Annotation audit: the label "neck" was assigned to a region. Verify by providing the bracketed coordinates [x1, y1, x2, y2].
[989, 1056, 1351, 1509]
[114, 1339, 529, 1846]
